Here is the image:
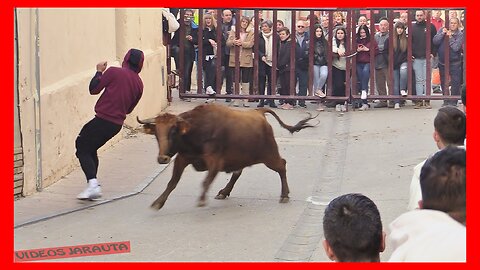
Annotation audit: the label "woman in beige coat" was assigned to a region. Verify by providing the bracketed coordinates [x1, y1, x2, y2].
[227, 16, 254, 107]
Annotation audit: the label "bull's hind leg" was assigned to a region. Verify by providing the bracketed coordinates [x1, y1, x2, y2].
[265, 157, 290, 203]
[215, 170, 243, 200]
[198, 169, 219, 207]
[151, 155, 188, 210]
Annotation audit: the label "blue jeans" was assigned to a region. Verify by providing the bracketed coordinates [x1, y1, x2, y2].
[412, 58, 427, 96]
[313, 65, 328, 92]
[356, 63, 370, 91]
[357, 63, 370, 104]
[393, 62, 408, 103]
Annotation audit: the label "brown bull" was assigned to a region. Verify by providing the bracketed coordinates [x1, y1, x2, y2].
[137, 104, 317, 210]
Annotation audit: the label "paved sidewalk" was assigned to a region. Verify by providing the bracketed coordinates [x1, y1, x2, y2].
[14, 132, 168, 228]
[13, 95, 209, 228]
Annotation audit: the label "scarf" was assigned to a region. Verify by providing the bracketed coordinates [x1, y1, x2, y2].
[262, 31, 273, 66]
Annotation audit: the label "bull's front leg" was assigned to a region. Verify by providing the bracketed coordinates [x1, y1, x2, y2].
[151, 155, 189, 210]
[198, 169, 219, 207]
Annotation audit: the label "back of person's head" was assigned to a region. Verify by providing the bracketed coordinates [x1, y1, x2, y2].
[420, 146, 466, 224]
[434, 106, 466, 146]
[122, 48, 144, 73]
[323, 193, 384, 262]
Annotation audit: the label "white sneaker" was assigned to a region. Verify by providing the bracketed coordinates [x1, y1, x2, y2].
[359, 104, 369, 111]
[77, 185, 102, 200]
[314, 90, 326, 98]
[394, 103, 400, 110]
[205, 86, 216, 95]
[335, 104, 341, 112]
[400, 90, 407, 97]
[340, 104, 347, 112]
[361, 90, 367, 100]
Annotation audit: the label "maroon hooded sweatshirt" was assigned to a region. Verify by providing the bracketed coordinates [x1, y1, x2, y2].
[89, 49, 144, 125]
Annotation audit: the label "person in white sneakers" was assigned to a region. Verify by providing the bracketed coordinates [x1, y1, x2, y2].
[388, 146, 466, 262]
[75, 49, 144, 200]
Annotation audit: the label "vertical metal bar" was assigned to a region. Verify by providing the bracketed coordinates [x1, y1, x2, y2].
[308, 10, 314, 97]
[368, 9, 376, 97]
[345, 10, 352, 101]
[407, 9, 413, 96]
[179, 9, 185, 94]
[166, 27, 172, 102]
[352, 9, 358, 97]
[425, 10, 432, 96]
[271, 10, 278, 97]
[327, 11, 333, 96]
[197, 10, 204, 94]
[215, 8, 223, 94]
[34, 8, 43, 191]
[289, 11, 296, 98]
[387, 9, 395, 99]
[253, 9, 259, 96]
[234, 10, 240, 95]
[462, 9, 466, 86]
[444, 9, 451, 96]
[351, 9, 358, 96]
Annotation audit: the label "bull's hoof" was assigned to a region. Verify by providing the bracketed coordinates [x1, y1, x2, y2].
[197, 200, 207, 207]
[279, 197, 290, 203]
[150, 200, 165, 210]
[214, 193, 227, 200]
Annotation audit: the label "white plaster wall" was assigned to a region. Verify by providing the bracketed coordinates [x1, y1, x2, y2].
[16, 8, 168, 195]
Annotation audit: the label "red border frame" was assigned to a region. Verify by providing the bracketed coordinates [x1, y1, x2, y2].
[3, 0, 479, 269]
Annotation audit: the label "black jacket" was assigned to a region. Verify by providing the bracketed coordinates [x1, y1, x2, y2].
[384, 37, 408, 69]
[277, 38, 292, 72]
[411, 20, 437, 58]
[171, 21, 198, 59]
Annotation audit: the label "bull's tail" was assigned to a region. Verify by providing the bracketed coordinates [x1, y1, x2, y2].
[257, 108, 318, 134]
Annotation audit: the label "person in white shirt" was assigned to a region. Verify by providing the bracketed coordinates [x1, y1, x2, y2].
[389, 146, 466, 262]
[407, 106, 465, 210]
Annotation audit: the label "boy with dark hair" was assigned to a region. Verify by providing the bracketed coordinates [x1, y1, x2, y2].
[323, 193, 385, 262]
[407, 106, 466, 210]
[420, 146, 466, 224]
[388, 146, 466, 261]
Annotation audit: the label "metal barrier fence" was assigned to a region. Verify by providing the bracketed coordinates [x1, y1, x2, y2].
[167, 8, 465, 106]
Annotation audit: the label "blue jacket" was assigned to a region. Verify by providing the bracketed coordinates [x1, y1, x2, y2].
[433, 28, 464, 65]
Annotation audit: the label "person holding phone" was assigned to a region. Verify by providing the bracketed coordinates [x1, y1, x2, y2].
[356, 25, 378, 111]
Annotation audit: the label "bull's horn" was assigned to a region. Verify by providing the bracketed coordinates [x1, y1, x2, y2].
[136, 116, 156, 124]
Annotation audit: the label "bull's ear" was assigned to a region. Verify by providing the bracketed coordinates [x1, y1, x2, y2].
[142, 124, 156, 135]
[177, 117, 190, 135]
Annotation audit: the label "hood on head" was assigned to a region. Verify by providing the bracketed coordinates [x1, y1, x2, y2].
[122, 48, 144, 73]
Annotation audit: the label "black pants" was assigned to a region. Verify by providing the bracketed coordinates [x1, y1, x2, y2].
[332, 66, 346, 105]
[75, 117, 122, 181]
[222, 54, 233, 94]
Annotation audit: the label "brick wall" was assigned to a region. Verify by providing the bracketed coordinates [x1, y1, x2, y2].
[14, 148, 24, 198]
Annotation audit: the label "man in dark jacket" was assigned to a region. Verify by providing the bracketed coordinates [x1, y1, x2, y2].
[433, 18, 464, 106]
[171, 9, 198, 93]
[76, 49, 144, 200]
[294, 20, 310, 108]
[411, 10, 437, 109]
